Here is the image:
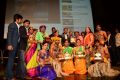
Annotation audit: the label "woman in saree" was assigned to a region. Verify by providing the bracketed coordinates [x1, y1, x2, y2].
[62, 39, 75, 74]
[88, 40, 120, 77]
[74, 31, 84, 45]
[84, 27, 94, 68]
[35, 25, 49, 50]
[25, 28, 39, 77]
[84, 26, 94, 47]
[73, 39, 87, 75]
[37, 41, 57, 80]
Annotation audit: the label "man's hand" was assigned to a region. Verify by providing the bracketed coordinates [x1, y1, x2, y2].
[7, 45, 13, 51]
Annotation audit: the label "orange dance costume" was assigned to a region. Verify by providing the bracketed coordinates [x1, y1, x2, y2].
[74, 46, 87, 74]
[62, 46, 75, 74]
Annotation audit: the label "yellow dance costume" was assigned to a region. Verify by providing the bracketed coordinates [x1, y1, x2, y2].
[62, 46, 75, 74]
[74, 46, 87, 74]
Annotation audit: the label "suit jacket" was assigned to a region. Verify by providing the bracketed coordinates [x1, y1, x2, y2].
[7, 22, 19, 50]
[106, 34, 116, 47]
[61, 33, 70, 43]
[19, 26, 28, 50]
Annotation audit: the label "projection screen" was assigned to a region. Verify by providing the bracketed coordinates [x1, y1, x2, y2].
[4, 0, 93, 38]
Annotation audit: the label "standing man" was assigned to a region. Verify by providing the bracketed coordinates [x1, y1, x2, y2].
[5, 14, 23, 80]
[115, 28, 120, 66]
[106, 31, 116, 66]
[49, 27, 56, 37]
[18, 20, 30, 79]
[61, 27, 69, 44]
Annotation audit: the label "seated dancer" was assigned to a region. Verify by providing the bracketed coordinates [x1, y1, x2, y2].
[88, 40, 120, 77]
[50, 36, 68, 77]
[73, 39, 87, 75]
[62, 39, 75, 75]
[37, 41, 56, 80]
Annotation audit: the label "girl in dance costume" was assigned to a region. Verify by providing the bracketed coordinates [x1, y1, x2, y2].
[25, 28, 39, 78]
[73, 39, 87, 75]
[88, 40, 120, 77]
[62, 39, 75, 74]
[50, 36, 69, 77]
[37, 41, 56, 80]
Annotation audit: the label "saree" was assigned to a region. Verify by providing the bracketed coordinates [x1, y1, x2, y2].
[84, 33, 94, 46]
[62, 46, 75, 74]
[25, 43, 39, 77]
[35, 32, 48, 50]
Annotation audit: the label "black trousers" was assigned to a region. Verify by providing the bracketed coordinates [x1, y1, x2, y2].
[108, 46, 117, 66]
[116, 46, 120, 64]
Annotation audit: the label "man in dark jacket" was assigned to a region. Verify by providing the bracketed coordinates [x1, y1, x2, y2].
[18, 20, 30, 79]
[106, 31, 116, 66]
[6, 14, 23, 80]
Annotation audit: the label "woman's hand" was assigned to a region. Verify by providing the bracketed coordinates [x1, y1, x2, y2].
[75, 55, 79, 59]
[37, 40, 43, 43]
[58, 54, 64, 58]
[45, 58, 50, 62]
[33, 40, 37, 43]
[39, 61, 44, 67]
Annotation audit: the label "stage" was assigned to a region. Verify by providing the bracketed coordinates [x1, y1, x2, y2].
[0, 60, 120, 80]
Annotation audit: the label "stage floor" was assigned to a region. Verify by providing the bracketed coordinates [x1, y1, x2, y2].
[0, 60, 120, 80]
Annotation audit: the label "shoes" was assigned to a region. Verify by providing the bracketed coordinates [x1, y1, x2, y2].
[3, 77, 16, 80]
[25, 76, 32, 79]
[11, 78, 16, 80]
[116, 63, 120, 66]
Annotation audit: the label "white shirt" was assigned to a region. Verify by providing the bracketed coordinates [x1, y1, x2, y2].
[15, 22, 20, 33]
[107, 34, 111, 45]
[15, 22, 20, 42]
[115, 33, 120, 47]
[65, 34, 68, 39]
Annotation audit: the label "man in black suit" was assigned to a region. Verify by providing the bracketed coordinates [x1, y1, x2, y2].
[106, 31, 116, 66]
[49, 27, 56, 38]
[61, 27, 70, 44]
[5, 14, 23, 80]
[18, 20, 30, 79]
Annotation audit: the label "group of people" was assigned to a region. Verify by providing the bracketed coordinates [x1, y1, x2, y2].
[5, 14, 120, 80]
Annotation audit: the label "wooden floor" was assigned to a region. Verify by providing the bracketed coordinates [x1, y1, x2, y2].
[0, 60, 120, 80]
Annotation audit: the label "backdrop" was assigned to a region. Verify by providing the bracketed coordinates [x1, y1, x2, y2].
[4, 0, 93, 38]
